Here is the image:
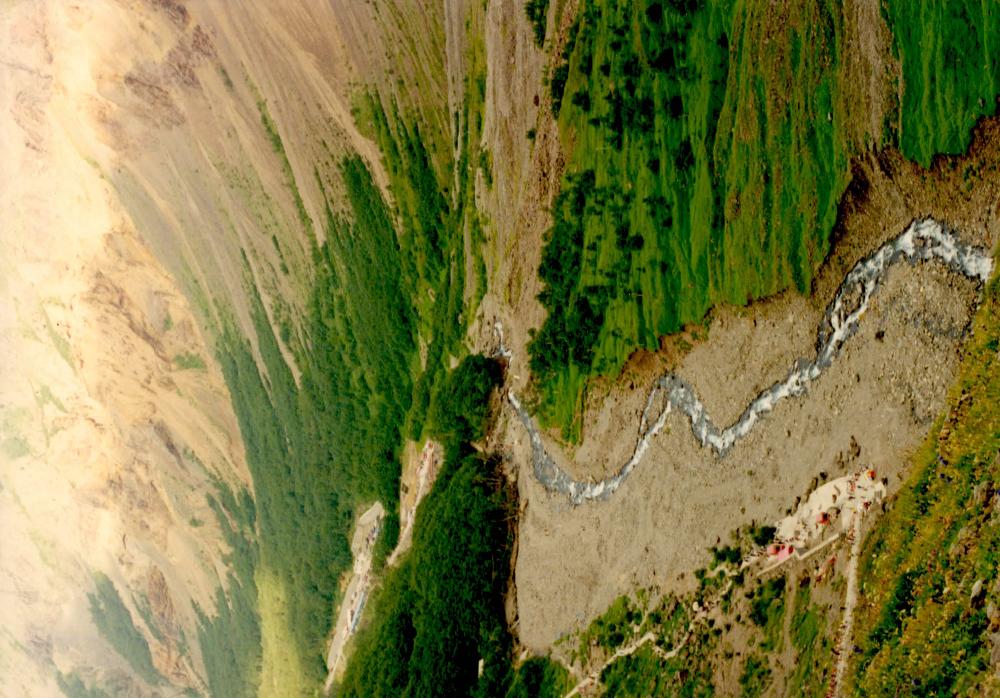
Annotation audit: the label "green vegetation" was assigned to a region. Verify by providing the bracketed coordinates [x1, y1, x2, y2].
[361, 39, 498, 444]
[577, 594, 643, 661]
[530, 0, 1000, 438]
[365, 95, 451, 306]
[849, 275, 1000, 695]
[44, 309, 74, 368]
[787, 583, 831, 697]
[525, 0, 550, 46]
[338, 452, 512, 696]
[568, 588, 722, 695]
[749, 525, 776, 548]
[599, 640, 717, 697]
[1, 434, 29, 460]
[362, 93, 472, 443]
[458, 6, 492, 319]
[56, 673, 110, 698]
[172, 352, 207, 370]
[87, 573, 162, 686]
[199, 154, 418, 693]
[506, 656, 572, 698]
[426, 354, 504, 447]
[738, 654, 771, 697]
[204, 18, 497, 691]
[883, 1, 1000, 166]
[747, 576, 785, 652]
[710, 543, 742, 566]
[194, 482, 260, 698]
[338, 356, 515, 697]
[530, 0, 853, 435]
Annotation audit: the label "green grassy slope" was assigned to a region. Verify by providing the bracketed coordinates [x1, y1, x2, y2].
[530, 0, 1000, 437]
[530, 0, 853, 435]
[848, 275, 1000, 695]
[884, 0, 1000, 167]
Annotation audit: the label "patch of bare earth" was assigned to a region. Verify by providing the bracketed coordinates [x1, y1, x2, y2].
[389, 439, 443, 567]
[839, 0, 898, 148]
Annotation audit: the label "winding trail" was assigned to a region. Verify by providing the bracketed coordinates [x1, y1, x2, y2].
[562, 630, 682, 698]
[510, 219, 992, 504]
[829, 512, 864, 697]
[556, 468, 881, 697]
[562, 577, 735, 698]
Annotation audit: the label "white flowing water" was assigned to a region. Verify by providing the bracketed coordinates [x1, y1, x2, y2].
[510, 218, 993, 505]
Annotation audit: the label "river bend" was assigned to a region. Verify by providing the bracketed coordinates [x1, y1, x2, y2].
[510, 219, 993, 505]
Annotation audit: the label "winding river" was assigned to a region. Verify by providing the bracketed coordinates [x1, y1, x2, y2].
[510, 218, 993, 505]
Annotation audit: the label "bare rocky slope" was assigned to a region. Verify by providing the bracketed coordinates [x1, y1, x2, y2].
[1, 1, 392, 694]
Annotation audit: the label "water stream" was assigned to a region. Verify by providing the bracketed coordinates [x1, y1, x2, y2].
[509, 218, 993, 505]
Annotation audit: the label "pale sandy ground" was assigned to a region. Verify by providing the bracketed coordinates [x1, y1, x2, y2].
[0, 3, 255, 693]
[1, 1, 391, 694]
[471, 0, 568, 370]
[774, 469, 884, 548]
[389, 439, 442, 567]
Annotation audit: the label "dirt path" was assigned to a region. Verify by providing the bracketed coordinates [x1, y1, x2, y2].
[322, 440, 441, 692]
[562, 575, 737, 698]
[829, 511, 863, 697]
[558, 463, 884, 697]
[562, 630, 678, 698]
[563, 627, 691, 697]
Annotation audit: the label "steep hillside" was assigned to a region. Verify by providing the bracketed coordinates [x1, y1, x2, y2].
[519, 0, 1000, 438]
[847, 272, 1000, 694]
[1, 4, 254, 694]
[1, 1, 421, 695]
[6, 0, 1000, 697]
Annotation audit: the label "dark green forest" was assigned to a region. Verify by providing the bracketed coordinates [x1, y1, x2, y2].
[197, 62, 497, 691]
[338, 356, 517, 697]
[197, 155, 417, 692]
